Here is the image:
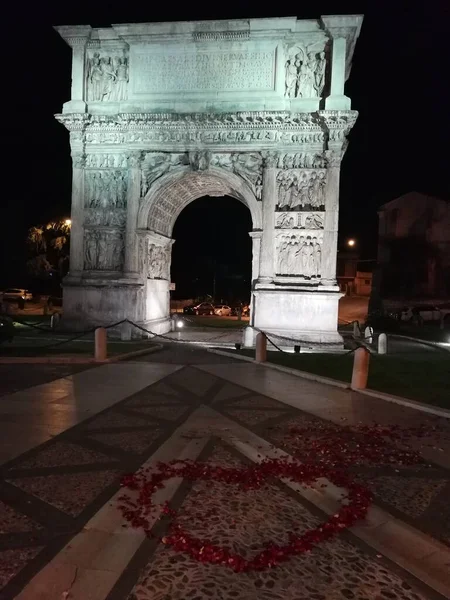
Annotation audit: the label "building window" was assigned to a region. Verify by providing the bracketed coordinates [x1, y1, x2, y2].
[364, 279, 371, 285]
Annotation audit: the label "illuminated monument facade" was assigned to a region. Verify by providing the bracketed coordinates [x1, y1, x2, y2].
[55, 15, 363, 345]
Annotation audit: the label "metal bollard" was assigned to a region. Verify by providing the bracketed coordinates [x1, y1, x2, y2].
[50, 313, 60, 329]
[351, 347, 370, 390]
[243, 326, 255, 348]
[378, 333, 387, 355]
[95, 327, 107, 361]
[255, 332, 267, 363]
[364, 326, 373, 344]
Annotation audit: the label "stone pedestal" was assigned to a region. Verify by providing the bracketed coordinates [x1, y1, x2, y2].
[253, 286, 343, 347]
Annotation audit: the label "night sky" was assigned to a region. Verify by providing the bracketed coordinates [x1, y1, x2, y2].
[3, 1, 449, 298]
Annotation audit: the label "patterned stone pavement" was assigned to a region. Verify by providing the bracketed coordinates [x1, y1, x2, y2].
[0, 347, 449, 599]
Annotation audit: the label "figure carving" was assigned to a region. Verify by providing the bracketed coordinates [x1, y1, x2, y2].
[141, 153, 184, 196]
[87, 52, 129, 102]
[304, 213, 324, 229]
[209, 152, 263, 199]
[231, 152, 263, 195]
[84, 230, 98, 270]
[276, 213, 296, 228]
[84, 229, 124, 271]
[276, 170, 326, 211]
[147, 244, 170, 280]
[85, 154, 128, 169]
[277, 234, 323, 278]
[85, 171, 127, 209]
[284, 46, 327, 98]
[189, 150, 211, 171]
[277, 153, 326, 169]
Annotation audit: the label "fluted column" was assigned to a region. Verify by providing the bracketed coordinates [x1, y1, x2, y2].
[321, 152, 341, 286]
[258, 153, 278, 282]
[124, 151, 142, 277]
[68, 151, 85, 279]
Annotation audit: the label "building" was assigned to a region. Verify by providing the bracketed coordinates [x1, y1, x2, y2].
[377, 192, 450, 299]
[337, 251, 373, 296]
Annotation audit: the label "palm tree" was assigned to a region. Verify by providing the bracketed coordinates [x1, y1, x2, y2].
[27, 219, 71, 279]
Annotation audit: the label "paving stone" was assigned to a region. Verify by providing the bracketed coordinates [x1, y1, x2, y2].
[7, 470, 122, 517]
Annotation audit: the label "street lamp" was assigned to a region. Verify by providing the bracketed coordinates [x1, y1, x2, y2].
[65, 219, 72, 227]
[347, 239, 356, 248]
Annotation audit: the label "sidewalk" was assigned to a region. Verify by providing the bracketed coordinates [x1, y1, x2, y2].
[0, 345, 448, 599]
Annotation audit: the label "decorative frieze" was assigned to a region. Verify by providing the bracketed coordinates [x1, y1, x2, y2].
[85, 153, 129, 168]
[277, 152, 327, 169]
[56, 111, 358, 151]
[276, 212, 324, 229]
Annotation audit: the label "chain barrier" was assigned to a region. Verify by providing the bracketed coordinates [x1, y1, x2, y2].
[4, 313, 373, 356]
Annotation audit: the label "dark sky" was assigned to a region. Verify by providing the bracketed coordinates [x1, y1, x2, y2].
[3, 1, 449, 295]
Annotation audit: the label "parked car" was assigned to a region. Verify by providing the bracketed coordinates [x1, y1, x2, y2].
[400, 305, 444, 324]
[0, 288, 32, 302]
[214, 304, 232, 316]
[185, 302, 215, 316]
[231, 304, 250, 317]
[0, 316, 15, 343]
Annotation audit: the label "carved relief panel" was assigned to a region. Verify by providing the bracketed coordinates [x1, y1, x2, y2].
[141, 153, 186, 197]
[276, 169, 326, 211]
[284, 44, 327, 99]
[276, 232, 323, 279]
[86, 50, 129, 102]
[147, 244, 171, 280]
[276, 212, 324, 230]
[210, 152, 263, 199]
[84, 168, 128, 228]
[84, 229, 125, 271]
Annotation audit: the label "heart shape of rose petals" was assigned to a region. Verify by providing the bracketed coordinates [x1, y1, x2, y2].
[119, 458, 371, 572]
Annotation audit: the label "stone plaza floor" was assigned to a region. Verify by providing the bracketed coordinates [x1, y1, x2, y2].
[0, 345, 449, 599]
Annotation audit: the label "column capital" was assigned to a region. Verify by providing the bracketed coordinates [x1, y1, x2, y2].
[128, 151, 144, 169]
[71, 152, 85, 169]
[261, 151, 280, 169]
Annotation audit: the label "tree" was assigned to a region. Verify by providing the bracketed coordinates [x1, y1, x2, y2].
[27, 219, 71, 280]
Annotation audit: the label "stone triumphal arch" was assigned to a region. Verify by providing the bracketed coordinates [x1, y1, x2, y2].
[55, 15, 363, 345]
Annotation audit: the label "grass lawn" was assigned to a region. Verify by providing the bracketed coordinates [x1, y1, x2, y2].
[228, 349, 450, 409]
[182, 315, 248, 329]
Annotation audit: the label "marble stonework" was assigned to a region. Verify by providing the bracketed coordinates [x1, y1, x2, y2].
[54, 15, 363, 345]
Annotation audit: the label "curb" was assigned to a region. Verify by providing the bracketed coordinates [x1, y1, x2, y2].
[208, 348, 350, 389]
[388, 333, 450, 353]
[207, 348, 450, 419]
[0, 344, 163, 365]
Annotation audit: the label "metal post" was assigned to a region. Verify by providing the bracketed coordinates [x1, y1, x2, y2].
[351, 347, 370, 390]
[255, 332, 267, 363]
[378, 333, 387, 355]
[95, 327, 107, 361]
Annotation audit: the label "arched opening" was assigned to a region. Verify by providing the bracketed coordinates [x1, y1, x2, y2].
[171, 195, 252, 305]
[136, 167, 261, 333]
